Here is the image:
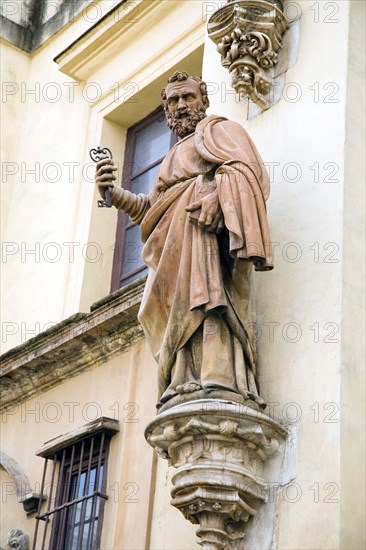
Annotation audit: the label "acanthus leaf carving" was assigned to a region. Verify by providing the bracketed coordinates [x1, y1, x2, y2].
[208, 0, 289, 111]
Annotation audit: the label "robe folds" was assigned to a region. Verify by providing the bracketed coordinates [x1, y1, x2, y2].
[137, 115, 273, 407]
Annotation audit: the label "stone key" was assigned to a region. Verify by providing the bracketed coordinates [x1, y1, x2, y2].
[89, 146, 113, 208]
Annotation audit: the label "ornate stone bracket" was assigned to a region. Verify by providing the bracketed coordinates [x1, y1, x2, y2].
[0, 452, 44, 517]
[145, 399, 289, 549]
[208, 0, 288, 111]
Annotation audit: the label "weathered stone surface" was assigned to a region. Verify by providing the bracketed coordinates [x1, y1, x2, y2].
[5, 528, 29, 550]
[97, 71, 274, 413]
[0, 278, 145, 412]
[146, 399, 289, 549]
[0, 452, 44, 517]
[36, 416, 119, 458]
[0, 0, 89, 53]
[208, 0, 289, 111]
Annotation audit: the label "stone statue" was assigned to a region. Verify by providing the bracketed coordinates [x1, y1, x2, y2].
[6, 530, 29, 550]
[96, 71, 273, 412]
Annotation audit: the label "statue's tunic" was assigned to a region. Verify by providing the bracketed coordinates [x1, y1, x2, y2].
[134, 115, 273, 407]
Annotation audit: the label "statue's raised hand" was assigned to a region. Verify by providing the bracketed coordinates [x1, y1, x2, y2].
[95, 158, 117, 199]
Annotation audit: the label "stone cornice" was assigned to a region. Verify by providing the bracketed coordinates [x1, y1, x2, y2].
[0, 278, 146, 413]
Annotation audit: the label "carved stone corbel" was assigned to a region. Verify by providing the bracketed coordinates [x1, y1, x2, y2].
[208, 0, 288, 111]
[0, 452, 44, 517]
[145, 399, 288, 549]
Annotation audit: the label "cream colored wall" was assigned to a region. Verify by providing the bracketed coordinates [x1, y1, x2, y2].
[149, 461, 197, 549]
[202, 0, 363, 548]
[340, 1, 366, 548]
[1, 1, 364, 549]
[78, 118, 127, 312]
[0, 469, 27, 547]
[1, 0, 206, 353]
[0, 338, 158, 550]
[0, 42, 31, 241]
[1, 2, 208, 548]
[0, 1, 126, 353]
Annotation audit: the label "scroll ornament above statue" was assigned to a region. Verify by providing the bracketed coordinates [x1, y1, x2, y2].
[94, 70, 273, 413]
[207, 0, 288, 110]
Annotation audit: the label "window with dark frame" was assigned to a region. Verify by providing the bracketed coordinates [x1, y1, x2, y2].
[111, 107, 176, 291]
[33, 427, 116, 550]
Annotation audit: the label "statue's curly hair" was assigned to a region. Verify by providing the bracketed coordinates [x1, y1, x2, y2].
[161, 71, 210, 110]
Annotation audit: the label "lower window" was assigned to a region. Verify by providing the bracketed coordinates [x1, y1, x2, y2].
[33, 420, 118, 550]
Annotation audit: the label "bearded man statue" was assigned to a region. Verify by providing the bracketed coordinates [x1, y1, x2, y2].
[95, 71, 273, 412]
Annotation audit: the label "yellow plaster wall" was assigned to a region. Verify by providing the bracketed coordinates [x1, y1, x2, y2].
[0, 42, 31, 238]
[1, 3, 208, 547]
[1, 1, 364, 549]
[1, 0, 206, 353]
[0, 1, 135, 353]
[0, 339, 158, 549]
[0, 469, 27, 546]
[202, 1, 364, 548]
[340, 1, 366, 548]
[149, 460, 197, 549]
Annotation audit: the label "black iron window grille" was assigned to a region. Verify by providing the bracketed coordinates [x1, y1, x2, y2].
[33, 425, 117, 550]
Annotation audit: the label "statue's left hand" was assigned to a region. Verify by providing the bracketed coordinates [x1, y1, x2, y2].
[185, 189, 224, 233]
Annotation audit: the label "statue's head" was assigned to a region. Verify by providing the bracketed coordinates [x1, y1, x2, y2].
[161, 71, 209, 139]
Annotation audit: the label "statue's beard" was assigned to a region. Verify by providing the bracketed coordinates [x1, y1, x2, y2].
[167, 106, 207, 138]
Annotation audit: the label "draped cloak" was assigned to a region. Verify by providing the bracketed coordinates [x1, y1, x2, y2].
[137, 115, 273, 406]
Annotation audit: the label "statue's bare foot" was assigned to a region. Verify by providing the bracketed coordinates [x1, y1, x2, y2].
[176, 383, 202, 394]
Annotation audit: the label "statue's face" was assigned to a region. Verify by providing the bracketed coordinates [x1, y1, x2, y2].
[165, 78, 207, 138]
[166, 79, 204, 119]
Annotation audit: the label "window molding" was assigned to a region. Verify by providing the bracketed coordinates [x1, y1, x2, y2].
[36, 417, 119, 459]
[53, 0, 203, 84]
[54, 0, 161, 78]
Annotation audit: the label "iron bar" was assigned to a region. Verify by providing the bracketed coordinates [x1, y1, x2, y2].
[40, 453, 58, 550]
[32, 457, 48, 550]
